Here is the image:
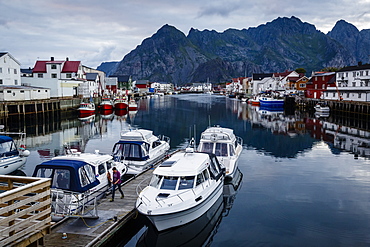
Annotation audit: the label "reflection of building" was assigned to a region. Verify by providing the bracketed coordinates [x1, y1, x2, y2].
[323, 122, 370, 158]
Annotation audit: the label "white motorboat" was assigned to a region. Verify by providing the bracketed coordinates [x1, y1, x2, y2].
[0, 131, 30, 175]
[112, 128, 170, 175]
[136, 148, 225, 231]
[32, 149, 126, 217]
[78, 101, 95, 115]
[128, 98, 138, 111]
[198, 126, 243, 178]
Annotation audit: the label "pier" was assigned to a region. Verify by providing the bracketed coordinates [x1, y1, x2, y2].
[42, 165, 154, 247]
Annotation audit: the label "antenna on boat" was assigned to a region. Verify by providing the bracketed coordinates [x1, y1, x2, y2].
[208, 115, 211, 127]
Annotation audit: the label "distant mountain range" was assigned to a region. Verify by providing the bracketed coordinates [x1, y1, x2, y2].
[97, 16, 370, 85]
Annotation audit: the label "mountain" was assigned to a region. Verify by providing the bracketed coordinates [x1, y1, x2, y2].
[100, 16, 367, 85]
[96, 61, 118, 76]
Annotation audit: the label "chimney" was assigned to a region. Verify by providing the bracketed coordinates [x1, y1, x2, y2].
[51, 57, 54, 61]
[66, 57, 69, 61]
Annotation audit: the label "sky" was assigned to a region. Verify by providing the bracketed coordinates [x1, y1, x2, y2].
[1, 0, 370, 69]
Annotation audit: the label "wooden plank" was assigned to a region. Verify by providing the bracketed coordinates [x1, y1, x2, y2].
[0, 218, 50, 246]
[0, 190, 50, 216]
[0, 180, 50, 203]
[0, 199, 51, 227]
[11, 227, 50, 247]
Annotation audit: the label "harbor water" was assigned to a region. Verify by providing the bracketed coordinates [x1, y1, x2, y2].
[12, 94, 370, 246]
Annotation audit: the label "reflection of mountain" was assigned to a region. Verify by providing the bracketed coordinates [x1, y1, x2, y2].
[136, 194, 224, 247]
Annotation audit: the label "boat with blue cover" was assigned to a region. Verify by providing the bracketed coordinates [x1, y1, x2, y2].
[0, 132, 30, 175]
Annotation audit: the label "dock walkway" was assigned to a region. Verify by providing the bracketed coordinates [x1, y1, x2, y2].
[42, 167, 154, 247]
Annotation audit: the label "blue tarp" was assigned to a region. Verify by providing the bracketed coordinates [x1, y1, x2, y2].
[0, 135, 13, 143]
[32, 159, 100, 193]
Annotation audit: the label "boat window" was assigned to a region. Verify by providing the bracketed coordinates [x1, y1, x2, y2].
[160, 176, 178, 190]
[229, 144, 235, 156]
[98, 164, 106, 175]
[196, 173, 205, 187]
[106, 160, 113, 170]
[200, 142, 214, 153]
[152, 141, 162, 148]
[79, 165, 96, 187]
[203, 169, 210, 181]
[178, 176, 195, 190]
[36, 168, 53, 178]
[149, 174, 162, 188]
[215, 143, 228, 157]
[0, 140, 17, 153]
[55, 169, 70, 190]
[141, 143, 149, 156]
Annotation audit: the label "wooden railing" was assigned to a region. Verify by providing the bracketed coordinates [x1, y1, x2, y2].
[0, 175, 51, 247]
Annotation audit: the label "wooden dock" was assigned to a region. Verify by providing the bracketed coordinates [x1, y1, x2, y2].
[42, 167, 155, 247]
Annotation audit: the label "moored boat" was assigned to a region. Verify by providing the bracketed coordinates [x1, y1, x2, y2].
[112, 128, 170, 175]
[314, 102, 330, 113]
[259, 95, 284, 108]
[0, 131, 30, 175]
[114, 96, 128, 110]
[197, 126, 243, 178]
[78, 101, 95, 115]
[32, 149, 126, 218]
[100, 97, 114, 110]
[136, 148, 225, 231]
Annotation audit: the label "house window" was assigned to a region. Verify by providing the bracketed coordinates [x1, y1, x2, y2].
[51, 74, 57, 78]
[326, 92, 328, 96]
[14, 69, 17, 74]
[38, 90, 41, 92]
[322, 84, 325, 89]
[7, 90, 11, 93]
[367, 71, 369, 76]
[347, 93, 350, 98]
[38, 74, 43, 78]
[20, 90, 24, 93]
[360, 71, 363, 76]
[66, 73, 72, 78]
[0, 91, 3, 93]
[45, 90, 48, 92]
[352, 82, 356, 87]
[333, 92, 336, 97]
[14, 80, 18, 85]
[0, 79, 2, 84]
[346, 72, 348, 77]
[51, 64, 57, 69]
[353, 72, 356, 77]
[359, 93, 361, 98]
[0, 68, 2, 73]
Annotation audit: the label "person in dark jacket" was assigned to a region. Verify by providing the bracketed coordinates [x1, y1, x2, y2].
[110, 167, 124, 202]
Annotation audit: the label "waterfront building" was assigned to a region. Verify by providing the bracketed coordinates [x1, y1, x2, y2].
[305, 71, 335, 99]
[135, 80, 149, 94]
[0, 52, 21, 86]
[21, 57, 84, 98]
[250, 73, 274, 94]
[0, 85, 50, 101]
[325, 62, 370, 102]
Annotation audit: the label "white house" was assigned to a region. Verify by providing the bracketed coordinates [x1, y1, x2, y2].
[151, 82, 174, 93]
[251, 73, 274, 94]
[0, 52, 21, 86]
[21, 57, 84, 98]
[325, 63, 370, 102]
[0, 85, 50, 101]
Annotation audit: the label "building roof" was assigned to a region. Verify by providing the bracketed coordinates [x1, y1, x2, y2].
[337, 63, 370, 72]
[0, 52, 7, 58]
[32, 60, 81, 73]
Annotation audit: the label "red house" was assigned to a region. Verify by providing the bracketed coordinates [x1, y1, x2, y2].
[305, 72, 335, 99]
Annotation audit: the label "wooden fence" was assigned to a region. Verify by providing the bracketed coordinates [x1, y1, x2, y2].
[0, 175, 51, 247]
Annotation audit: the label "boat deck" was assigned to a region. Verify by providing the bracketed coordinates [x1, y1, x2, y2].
[42, 166, 154, 247]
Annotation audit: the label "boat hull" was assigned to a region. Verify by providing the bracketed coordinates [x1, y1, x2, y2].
[100, 104, 113, 110]
[0, 156, 27, 175]
[259, 100, 284, 108]
[114, 102, 128, 110]
[144, 180, 224, 232]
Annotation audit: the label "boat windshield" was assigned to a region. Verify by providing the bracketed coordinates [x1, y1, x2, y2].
[161, 176, 178, 190]
[0, 140, 17, 154]
[113, 142, 149, 161]
[199, 142, 213, 153]
[149, 174, 162, 188]
[79, 165, 96, 187]
[178, 176, 195, 190]
[215, 143, 228, 157]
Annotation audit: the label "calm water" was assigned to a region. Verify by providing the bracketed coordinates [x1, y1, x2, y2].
[15, 94, 370, 246]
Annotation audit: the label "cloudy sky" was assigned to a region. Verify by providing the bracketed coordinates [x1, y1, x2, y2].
[1, 0, 370, 69]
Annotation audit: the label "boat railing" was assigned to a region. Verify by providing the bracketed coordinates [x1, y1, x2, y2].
[236, 136, 243, 146]
[51, 186, 106, 218]
[158, 135, 170, 144]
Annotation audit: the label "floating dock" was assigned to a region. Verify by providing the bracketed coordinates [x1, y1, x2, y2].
[42, 165, 155, 247]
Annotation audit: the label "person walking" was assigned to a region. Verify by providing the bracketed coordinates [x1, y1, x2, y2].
[110, 167, 124, 202]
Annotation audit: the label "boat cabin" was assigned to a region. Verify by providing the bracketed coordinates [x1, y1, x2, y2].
[33, 160, 99, 192]
[198, 129, 238, 157]
[112, 129, 162, 161]
[0, 135, 19, 157]
[148, 152, 224, 192]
